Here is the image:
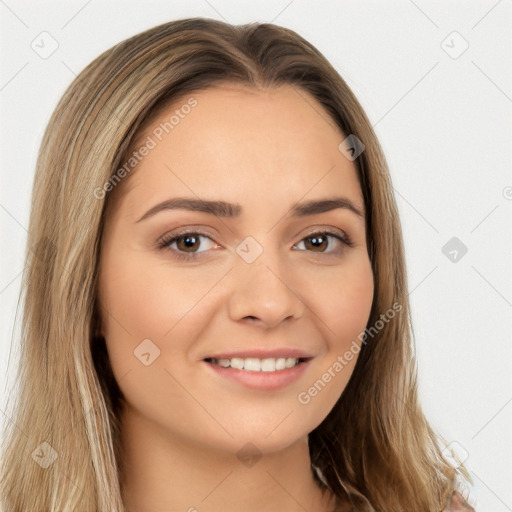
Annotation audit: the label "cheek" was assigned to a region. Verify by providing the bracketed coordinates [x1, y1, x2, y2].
[298, 259, 373, 410]
[333, 270, 374, 346]
[97, 251, 224, 429]
[98, 249, 224, 371]
[304, 255, 374, 350]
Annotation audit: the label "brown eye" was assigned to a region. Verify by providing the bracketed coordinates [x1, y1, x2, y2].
[175, 234, 202, 252]
[303, 234, 329, 252]
[157, 230, 219, 261]
[294, 230, 352, 255]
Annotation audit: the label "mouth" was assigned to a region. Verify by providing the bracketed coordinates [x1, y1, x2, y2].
[202, 355, 313, 390]
[203, 356, 311, 372]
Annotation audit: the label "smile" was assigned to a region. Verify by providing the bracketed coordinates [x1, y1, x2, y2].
[204, 356, 306, 372]
[203, 357, 313, 390]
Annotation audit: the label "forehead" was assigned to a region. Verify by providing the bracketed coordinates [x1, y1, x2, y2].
[115, 83, 364, 220]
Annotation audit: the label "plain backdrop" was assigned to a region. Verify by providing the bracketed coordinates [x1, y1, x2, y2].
[1, 1, 511, 510]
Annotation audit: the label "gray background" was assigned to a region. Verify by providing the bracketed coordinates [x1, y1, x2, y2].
[1, 1, 511, 510]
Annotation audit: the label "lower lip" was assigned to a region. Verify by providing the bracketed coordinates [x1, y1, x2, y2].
[203, 360, 312, 390]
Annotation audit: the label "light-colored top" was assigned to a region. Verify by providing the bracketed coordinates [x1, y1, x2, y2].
[443, 490, 476, 511]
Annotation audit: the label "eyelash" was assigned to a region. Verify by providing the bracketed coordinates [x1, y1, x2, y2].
[156, 228, 354, 262]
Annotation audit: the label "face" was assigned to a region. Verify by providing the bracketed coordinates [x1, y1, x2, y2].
[97, 83, 374, 456]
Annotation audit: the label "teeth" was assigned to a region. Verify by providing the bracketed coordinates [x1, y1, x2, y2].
[275, 358, 286, 370]
[260, 358, 275, 371]
[209, 357, 301, 371]
[230, 358, 244, 370]
[285, 357, 299, 369]
[244, 358, 260, 371]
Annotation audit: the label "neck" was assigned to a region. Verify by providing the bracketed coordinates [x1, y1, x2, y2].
[119, 404, 337, 512]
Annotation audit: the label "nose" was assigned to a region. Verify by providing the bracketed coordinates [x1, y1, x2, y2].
[227, 251, 305, 329]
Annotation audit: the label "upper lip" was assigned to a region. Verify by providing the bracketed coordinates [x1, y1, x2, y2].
[203, 348, 315, 360]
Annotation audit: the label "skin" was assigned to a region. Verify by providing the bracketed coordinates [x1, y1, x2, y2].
[97, 83, 374, 512]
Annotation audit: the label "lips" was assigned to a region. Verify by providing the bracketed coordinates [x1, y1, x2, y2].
[203, 355, 313, 390]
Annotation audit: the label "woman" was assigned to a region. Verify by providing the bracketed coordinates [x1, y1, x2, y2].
[0, 17, 475, 511]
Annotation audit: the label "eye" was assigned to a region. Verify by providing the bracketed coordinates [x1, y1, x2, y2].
[157, 230, 220, 261]
[293, 230, 353, 254]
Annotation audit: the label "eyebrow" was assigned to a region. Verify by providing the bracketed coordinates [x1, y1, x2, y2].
[136, 196, 365, 223]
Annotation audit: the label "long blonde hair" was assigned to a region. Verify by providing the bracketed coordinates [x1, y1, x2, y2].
[0, 17, 472, 511]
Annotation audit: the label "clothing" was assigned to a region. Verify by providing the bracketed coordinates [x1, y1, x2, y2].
[443, 490, 476, 511]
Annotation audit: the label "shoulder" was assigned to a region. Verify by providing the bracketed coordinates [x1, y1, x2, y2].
[443, 490, 476, 511]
